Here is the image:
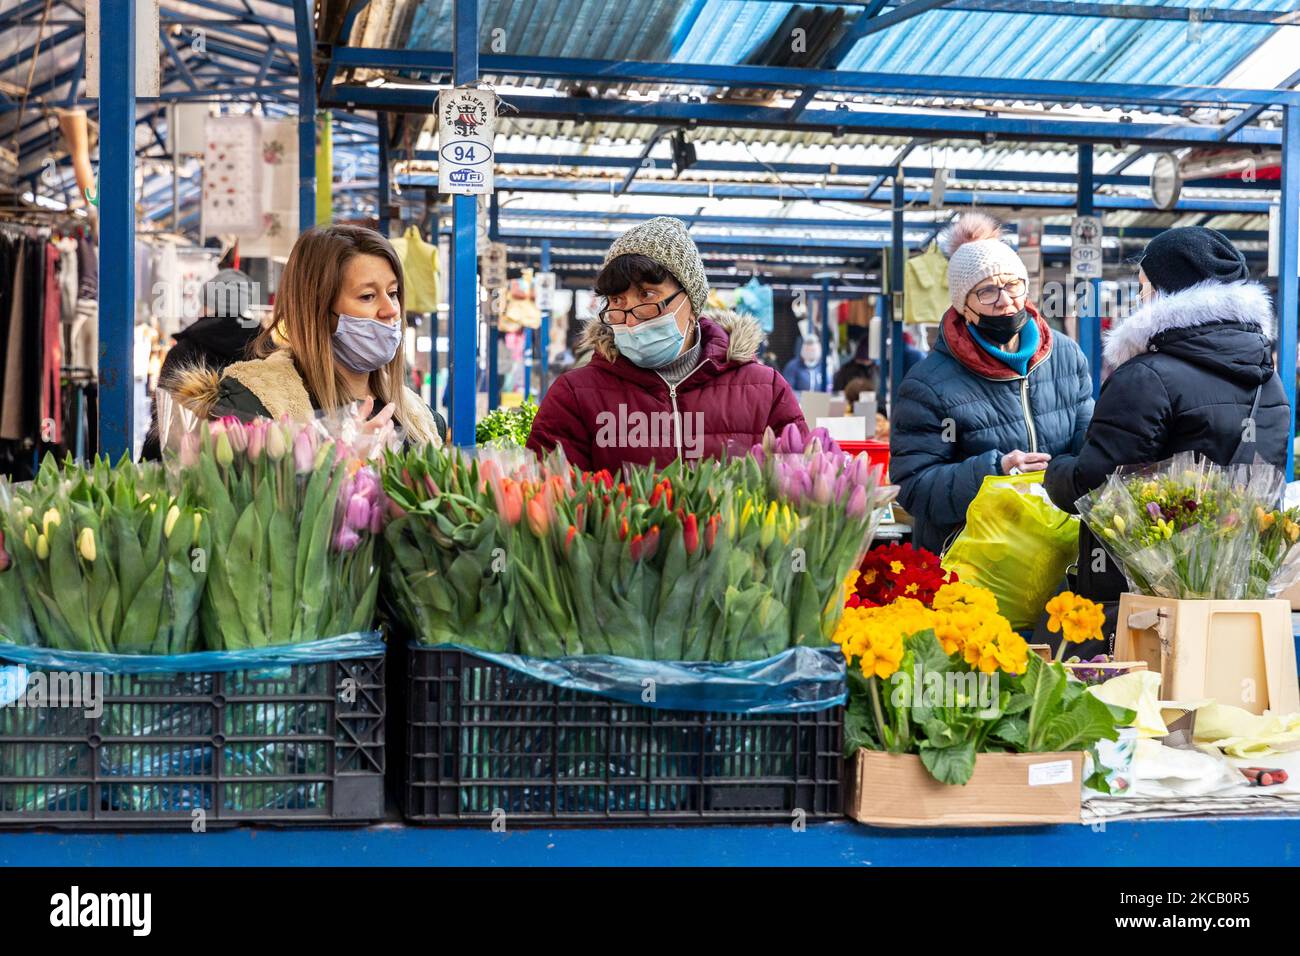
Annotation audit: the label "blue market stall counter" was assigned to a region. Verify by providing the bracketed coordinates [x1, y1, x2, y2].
[1, 816, 1298, 867]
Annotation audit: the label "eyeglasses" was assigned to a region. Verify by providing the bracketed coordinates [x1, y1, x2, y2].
[599, 288, 684, 326]
[971, 279, 1027, 306]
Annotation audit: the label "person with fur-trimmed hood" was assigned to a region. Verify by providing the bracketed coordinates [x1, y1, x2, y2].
[890, 212, 1094, 555]
[1046, 226, 1290, 609]
[526, 216, 808, 471]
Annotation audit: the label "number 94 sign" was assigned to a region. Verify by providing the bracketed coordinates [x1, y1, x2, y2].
[438, 88, 496, 195]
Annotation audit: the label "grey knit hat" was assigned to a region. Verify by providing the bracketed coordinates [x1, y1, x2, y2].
[602, 216, 710, 313]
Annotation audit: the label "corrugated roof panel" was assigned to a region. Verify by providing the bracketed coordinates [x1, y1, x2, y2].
[837, 0, 1287, 87]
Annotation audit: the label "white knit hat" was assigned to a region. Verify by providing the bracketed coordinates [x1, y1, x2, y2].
[942, 213, 1029, 313]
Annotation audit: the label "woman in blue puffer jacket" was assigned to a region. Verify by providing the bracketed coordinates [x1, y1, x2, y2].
[890, 213, 1095, 554]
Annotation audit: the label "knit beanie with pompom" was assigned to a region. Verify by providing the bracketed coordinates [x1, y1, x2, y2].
[943, 212, 1029, 313]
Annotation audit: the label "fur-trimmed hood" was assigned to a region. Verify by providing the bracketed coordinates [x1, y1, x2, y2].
[162, 347, 314, 421]
[1103, 280, 1275, 368]
[578, 309, 763, 366]
[159, 347, 441, 444]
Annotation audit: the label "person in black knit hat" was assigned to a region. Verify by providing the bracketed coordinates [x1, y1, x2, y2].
[1043, 226, 1290, 654]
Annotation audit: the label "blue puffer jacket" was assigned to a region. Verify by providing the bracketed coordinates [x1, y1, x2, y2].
[890, 306, 1094, 554]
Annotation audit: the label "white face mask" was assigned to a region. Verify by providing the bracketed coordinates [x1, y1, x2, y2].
[332, 313, 402, 372]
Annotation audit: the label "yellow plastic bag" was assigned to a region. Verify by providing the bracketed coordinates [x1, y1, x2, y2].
[941, 473, 1080, 630]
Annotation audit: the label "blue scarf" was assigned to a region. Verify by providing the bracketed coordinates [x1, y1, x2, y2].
[969, 319, 1040, 376]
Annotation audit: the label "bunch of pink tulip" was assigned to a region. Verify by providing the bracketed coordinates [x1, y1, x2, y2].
[175, 413, 386, 649]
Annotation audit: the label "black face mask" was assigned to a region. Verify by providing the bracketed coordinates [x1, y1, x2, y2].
[970, 307, 1030, 346]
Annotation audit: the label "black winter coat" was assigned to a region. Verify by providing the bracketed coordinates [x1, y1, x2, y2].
[140, 315, 260, 461]
[1045, 281, 1290, 605]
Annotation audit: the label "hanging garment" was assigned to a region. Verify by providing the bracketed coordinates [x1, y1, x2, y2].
[388, 225, 440, 313]
[733, 277, 774, 333]
[69, 299, 98, 372]
[57, 236, 78, 325]
[76, 232, 97, 301]
[41, 242, 63, 446]
[203, 114, 265, 235]
[501, 277, 541, 331]
[1, 242, 28, 440]
[904, 241, 951, 324]
[238, 117, 299, 260]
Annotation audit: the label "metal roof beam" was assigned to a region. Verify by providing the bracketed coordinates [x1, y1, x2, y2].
[857, 0, 961, 36]
[729, 0, 1300, 24]
[1221, 65, 1300, 141]
[396, 174, 1273, 213]
[323, 49, 1300, 110]
[165, 0, 296, 33]
[158, 24, 201, 92]
[407, 150, 1276, 190]
[337, 87, 1282, 148]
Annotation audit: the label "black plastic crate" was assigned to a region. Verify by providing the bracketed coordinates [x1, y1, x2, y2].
[403, 646, 843, 825]
[0, 656, 385, 828]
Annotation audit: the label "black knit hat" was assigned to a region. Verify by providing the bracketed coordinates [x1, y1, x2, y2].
[1139, 226, 1249, 295]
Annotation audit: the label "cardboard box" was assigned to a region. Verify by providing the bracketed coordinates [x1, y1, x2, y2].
[1113, 593, 1300, 716]
[847, 749, 1083, 827]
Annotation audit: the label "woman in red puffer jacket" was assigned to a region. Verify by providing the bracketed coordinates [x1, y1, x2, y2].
[526, 217, 808, 472]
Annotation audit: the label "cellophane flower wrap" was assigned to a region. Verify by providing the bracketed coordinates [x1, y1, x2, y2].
[835, 580, 1131, 787]
[380, 425, 893, 661]
[0, 455, 208, 654]
[1076, 452, 1300, 599]
[168, 407, 390, 650]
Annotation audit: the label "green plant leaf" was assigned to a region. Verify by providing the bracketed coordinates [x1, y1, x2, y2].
[919, 740, 977, 785]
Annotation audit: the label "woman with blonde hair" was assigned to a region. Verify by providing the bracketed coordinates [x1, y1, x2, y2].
[164, 224, 443, 445]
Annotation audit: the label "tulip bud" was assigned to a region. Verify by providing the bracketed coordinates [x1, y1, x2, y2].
[164, 505, 181, 538]
[683, 513, 699, 555]
[0, 529, 10, 573]
[266, 423, 288, 461]
[812, 471, 834, 506]
[846, 484, 869, 520]
[333, 525, 361, 553]
[704, 514, 720, 552]
[42, 508, 61, 534]
[293, 429, 315, 475]
[779, 422, 804, 455]
[223, 417, 248, 454]
[77, 527, 96, 562]
[192, 512, 204, 546]
[564, 525, 577, 555]
[345, 493, 371, 533]
[526, 496, 550, 537]
[35, 533, 49, 560]
[215, 431, 234, 468]
[246, 421, 266, 460]
[24, 525, 35, 551]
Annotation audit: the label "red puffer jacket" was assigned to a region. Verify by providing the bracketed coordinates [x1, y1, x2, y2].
[527, 310, 809, 472]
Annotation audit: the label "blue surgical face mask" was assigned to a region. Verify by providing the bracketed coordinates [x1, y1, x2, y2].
[332, 312, 402, 373]
[611, 306, 689, 369]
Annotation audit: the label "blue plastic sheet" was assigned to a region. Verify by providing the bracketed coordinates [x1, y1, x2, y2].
[0, 631, 385, 675]
[428, 643, 846, 714]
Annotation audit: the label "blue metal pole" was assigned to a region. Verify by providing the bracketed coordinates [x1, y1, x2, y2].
[1278, 105, 1299, 480]
[450, 0, 479, 446]
[1077, 144, 1102, 399]
[294, 0, 316, 234]
[99, 0, 136, 460]
[819, 275, 831, 393]
[539, 239, 551, 398]
[486, 191, 501, 412]
[376, 112, 389, 238]
[889, 173, 906, 408]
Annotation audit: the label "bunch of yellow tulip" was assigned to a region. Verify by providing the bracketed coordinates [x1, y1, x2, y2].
[0, 455, 209, 654]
